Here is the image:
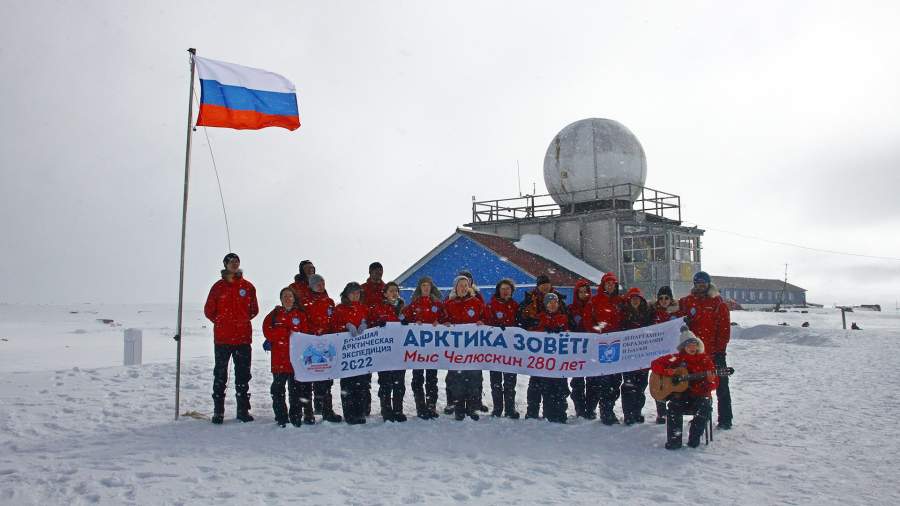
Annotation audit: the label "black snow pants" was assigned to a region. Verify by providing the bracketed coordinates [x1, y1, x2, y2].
[569, 376, 586, 416]
[378, 370, 406, 415]
[449, 370, 482, 413]
[666, 396, 712, 447]
[591, 373, 623, 416]
[489, 371, 517, 414]
[411, 368, 439, 408]
[621, 369, 649, 420]
[271, 372, 302, 424]
[213, 344, 252, 412]
[713, 353, 733, 424]
[340, 374, 369, 422]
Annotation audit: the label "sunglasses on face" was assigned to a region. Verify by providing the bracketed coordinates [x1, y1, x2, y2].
[658, 296, 671, 301]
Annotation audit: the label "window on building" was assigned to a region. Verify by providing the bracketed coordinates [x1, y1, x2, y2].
[623, 234, 665, 264]
[672, 234, 701, 263]
[788, 292, 794, 302]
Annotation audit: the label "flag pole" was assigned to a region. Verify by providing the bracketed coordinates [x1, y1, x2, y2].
[174, 48, 197, 421]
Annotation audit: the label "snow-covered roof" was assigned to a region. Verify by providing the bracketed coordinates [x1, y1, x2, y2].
[514, 234, 606, 283]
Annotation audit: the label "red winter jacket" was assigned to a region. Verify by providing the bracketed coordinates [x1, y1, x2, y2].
[483, 296, 519, 327]
[368, 299, 404, 326]
[289, 275, 312, 305]
[568, 279, 594, 332]
[651, 351, 719, 397]
[655, 303, 680, 324]
[303, 291, 335, 335]
[536, 311, 569, 332]
[262, 306, 307, 373]
[204, 272, 259, 345]
[360, 279, 386, 308]
[443, 294, 485, 324]
[590, 291, 623, 334]
[331, 301, 369, 333]
[403, 296, 444, 324]
[678, 293, 730, 355]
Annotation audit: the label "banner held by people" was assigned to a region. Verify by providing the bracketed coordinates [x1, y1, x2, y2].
[290, 318, 684, 382]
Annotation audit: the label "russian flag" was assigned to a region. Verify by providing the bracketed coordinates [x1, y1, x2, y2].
[195, 56, 300, 131]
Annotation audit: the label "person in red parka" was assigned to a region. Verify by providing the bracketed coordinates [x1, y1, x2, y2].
[204, 253, 259, 425]
[527, 293, 570, 423]
[567, 279, 593, 418]
[619, 287, 656, 425]
[483, 278, 520, 419]
[516, 274, 567, 330]
[588, 271, 625, 425]
[300, 273, 342, 423]
[652, 285, 680, 423]
[650, 329, 719, 449]
[262, 287, 308, 427]
[289, 260, 316, 305]
[368, 281, 407, 422]
[678, 271, 732, 430]
[360, 261, 386, 308]
[402, 276, 444, 419]
[332, 282, 371, 425]
[442, 275, 486, 421]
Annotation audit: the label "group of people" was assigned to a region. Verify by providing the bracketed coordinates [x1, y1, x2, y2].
[203, 252, 733, 449]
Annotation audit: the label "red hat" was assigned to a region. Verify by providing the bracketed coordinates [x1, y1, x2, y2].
[600, 272, 618, 285]
[626, 287, 644, 300]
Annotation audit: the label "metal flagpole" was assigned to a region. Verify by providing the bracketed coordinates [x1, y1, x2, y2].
[174, 48, 197, 421]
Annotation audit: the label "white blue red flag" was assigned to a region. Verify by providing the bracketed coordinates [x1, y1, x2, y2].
[194, 56, 300, 131]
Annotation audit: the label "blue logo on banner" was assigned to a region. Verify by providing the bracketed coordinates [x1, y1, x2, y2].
[302, 340, 337, 372]
[239, 289, 247, 297]
[598, 340, 621, 363]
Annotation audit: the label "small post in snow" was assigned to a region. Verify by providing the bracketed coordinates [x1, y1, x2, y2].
[124, 328, 143, 366]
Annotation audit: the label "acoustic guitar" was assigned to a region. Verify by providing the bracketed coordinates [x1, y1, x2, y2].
[649, 366, 735, 401]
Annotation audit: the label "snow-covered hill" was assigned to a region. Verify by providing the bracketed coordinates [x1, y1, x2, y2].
[1, 305, 899, 504]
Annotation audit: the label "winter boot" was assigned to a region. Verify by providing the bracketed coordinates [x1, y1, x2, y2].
[211, 396, 225, 425]
[454, 400, 467, 421]
[302, 403, 316, 425]
[321, 395, 343, 423]
[491, 390, 504, 417]
[380, 395, 395, 422]
[236, 395, 254, 423]
[504, 392, 520, 419]
[655, 401, 667, 424]
[600, 409, 619, 426]
[392, 394, 407, 422]
[313, 395, 323, 416]
[666, 410, 683, 449]
[364, 385, 372, 417]
[688, 415, 708, 448]
[414, 391, 430, 420]
[466, 400, 480, 421]
[273, 399, 288, 427]
[583, 390, 599, 420]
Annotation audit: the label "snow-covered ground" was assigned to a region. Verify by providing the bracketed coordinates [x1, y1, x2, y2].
[1, 304, 899, 505]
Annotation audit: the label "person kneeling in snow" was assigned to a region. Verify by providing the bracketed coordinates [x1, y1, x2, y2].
[262, 287, 308, 427]
[651, 330, 719, 449]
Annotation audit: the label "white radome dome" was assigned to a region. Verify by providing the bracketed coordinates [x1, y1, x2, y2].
[543, 118, 647, 206]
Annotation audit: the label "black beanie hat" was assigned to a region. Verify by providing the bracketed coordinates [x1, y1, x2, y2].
[223, 253, 240, 266]
[369, 261, 383, 272]
[657, 286, 674, 298]
[535, 274, 551, 287]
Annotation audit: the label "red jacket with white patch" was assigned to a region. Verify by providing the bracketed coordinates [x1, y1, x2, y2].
[483, 296, 519, 327]
[568, 279, 595, 332]
[368, 300, 404, 326]
[678, 294, 731, 355]
[203, 272, 259, 345]
[360, 279, 386, 308]
[303, 291, 335, 335]
[402, 296, 444, 324]
[536, 311, 569, 332]
[443, 294, 485, 324]
[590, 291, 623, 334]
[331, 301, 369, 333]
[262, 306, 306, 373]
[651, 351, 719, 397]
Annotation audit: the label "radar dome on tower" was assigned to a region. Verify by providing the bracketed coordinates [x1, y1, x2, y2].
[543, 118, 647, 210]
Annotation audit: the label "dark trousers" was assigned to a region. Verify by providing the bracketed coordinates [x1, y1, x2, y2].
[569, 377, 586, 415]
[590, 373, 622, 414]
[449, 370, 482, 408]
[213, 344, 252, 411]
[713, 353, 733, 423]
[378, 370, 406, 402]
[621, 369, 649, 419]
[527, 377, 569, 422]
[312, 380, 334, 413]
[271, 372, 302, 423]
[489, 371, 517, 411]
[340, 374, 369, 421]
[411, 369, 438, 405]
[666, 396, 712, 446]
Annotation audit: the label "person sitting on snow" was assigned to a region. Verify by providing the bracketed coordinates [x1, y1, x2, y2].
[651, 329, 719, 449]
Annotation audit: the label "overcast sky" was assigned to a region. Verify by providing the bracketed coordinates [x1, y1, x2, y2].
[2, 0, 899, 310]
